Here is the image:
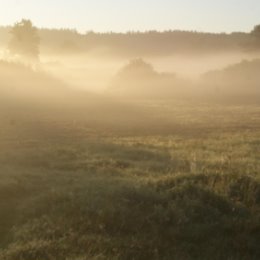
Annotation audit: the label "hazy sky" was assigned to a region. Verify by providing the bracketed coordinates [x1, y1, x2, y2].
[0, 0, 259, 33]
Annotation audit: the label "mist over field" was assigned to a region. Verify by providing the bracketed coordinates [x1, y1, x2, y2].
[0, 16, 260, 260]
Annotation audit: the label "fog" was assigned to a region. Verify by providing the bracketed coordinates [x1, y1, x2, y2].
[1, 50, 260, 140]
[0, 20, 260, 260]
[2, 24, 260, 96]
[28, 50, 260, 94]
[1, 39, 260, 127]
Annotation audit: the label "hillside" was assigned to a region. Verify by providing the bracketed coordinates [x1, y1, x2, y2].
[201, 59, 260, 99]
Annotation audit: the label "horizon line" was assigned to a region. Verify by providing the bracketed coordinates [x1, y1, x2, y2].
[0, 23, 253, 35]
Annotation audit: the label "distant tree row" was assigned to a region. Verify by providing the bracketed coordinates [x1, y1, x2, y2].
[5, 20, 260, 59]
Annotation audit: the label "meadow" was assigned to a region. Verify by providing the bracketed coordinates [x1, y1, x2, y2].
[0, 99, 259, 260]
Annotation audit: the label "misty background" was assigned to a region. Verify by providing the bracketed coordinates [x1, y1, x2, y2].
[0, 2, 260, 259]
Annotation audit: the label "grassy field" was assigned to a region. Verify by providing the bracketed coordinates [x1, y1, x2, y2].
[0, 101, 260, 260]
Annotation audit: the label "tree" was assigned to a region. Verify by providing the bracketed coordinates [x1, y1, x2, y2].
[8, 19, 40, 59]
[251, 24, 260, 38]
[117, 58, 157, 78]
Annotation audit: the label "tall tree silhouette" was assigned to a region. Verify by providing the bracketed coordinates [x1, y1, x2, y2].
[252, 24, 260, 38]
[8, 19, 40, 59]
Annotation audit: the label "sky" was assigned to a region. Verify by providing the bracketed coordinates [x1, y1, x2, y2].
[0, 0, 259, 33]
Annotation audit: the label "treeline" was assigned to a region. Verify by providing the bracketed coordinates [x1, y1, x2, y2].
[0, 26, 259, 56]
[33, 29, 254, 56]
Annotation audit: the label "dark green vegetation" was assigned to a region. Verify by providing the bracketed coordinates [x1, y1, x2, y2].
[0, 61, 260, 259]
